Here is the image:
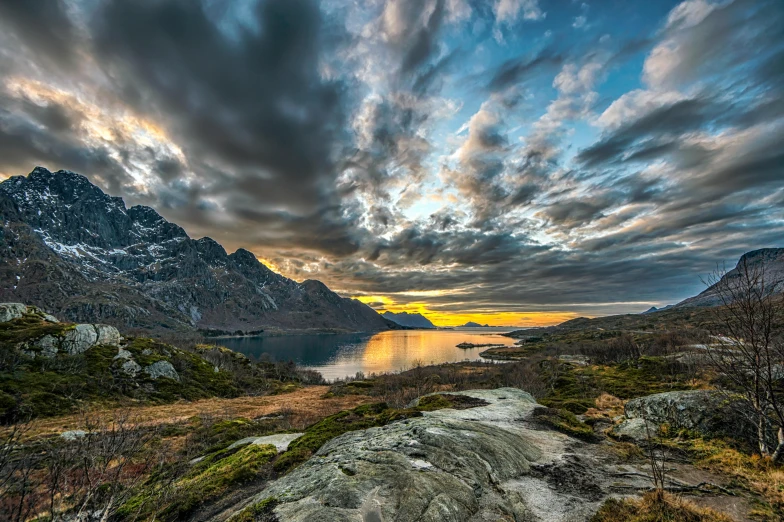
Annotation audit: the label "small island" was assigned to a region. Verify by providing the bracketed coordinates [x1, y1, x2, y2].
[460, 321, 490, 327]
[456, 342, 505, 349]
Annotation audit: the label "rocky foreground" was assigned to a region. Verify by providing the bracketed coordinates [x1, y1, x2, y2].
[226, 388, 658, 522]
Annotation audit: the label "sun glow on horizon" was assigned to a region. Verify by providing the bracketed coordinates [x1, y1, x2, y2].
[354, 295, 582, 327]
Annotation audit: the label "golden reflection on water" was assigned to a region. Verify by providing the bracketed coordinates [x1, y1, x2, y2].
[325, 329, 517, 379]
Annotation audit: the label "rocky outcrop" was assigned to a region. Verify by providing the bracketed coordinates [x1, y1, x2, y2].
[0, 167, 391, 333]
[144, 360, 180, 381]
[0, 303, 27, 322]
[27, 323, 122, 357]
[235, 388, 654, 522]
[615, 390, 747, 442]
[0, 303, 58, 324]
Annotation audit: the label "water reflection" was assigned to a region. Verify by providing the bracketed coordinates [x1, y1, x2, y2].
[220, 328, 517, 381]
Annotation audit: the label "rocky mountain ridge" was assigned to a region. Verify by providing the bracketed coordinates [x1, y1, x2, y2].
[675, 247, 784, 308]
[381, 311, 436, 329]
[0, 167, 390, 333]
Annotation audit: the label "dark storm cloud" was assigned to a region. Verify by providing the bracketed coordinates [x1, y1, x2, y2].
[0, 91, 130, 187]
[93, 0, 347, 211]
[486, 47, 564, 92]
[577, 97, 720, 167]
[540, 197, 612, 227]
[0, 0, 78, 68]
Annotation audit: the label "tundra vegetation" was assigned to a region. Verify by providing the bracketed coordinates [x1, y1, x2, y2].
[0, 261, 782, 520]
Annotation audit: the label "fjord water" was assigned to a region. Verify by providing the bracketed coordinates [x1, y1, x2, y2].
[220, 328, 517, 381]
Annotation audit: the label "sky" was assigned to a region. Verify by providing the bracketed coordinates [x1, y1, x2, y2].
[0, 0, 782, 326]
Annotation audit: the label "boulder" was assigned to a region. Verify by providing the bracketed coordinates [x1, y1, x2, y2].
[623, 390, 746, 439]
[95, 324, 122, 345]
[114, 348, 133, 360]
[121, 359, 142, 377]
[35, 335, 60, 358]
[235, 388, 652, 522]
[611, 418, 658, 443]
[0, 303, 28, 322]
[144, 360, 180, 381]
[227, 433, 304, 452]
[61, 324, 99, 355]
[61, 324, 121, 355]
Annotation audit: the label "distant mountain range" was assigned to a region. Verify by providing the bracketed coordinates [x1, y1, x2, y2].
[381, 311, 436, 329]
[461, 321, 490, 327]
[0, 167, 393, 333]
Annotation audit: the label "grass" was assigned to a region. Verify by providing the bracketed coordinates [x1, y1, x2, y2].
[590, 491, 734, 522]
[661, 435, 784, 519]
[120, 443, 278, 521]
[540, 357, 697, 414]
[227, 497, 279, 522]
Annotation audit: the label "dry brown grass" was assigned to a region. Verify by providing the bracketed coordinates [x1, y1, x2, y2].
[585, 392, 626, 420]
[695, 442, 784, 518]
[5, 386, 374, 440]
[591, 491, 735, 522]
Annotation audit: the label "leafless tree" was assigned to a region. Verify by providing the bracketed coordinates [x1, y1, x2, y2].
[704, 255, 784, 463]
[1, 410, 162, 521]
[0, 421, 39, 522]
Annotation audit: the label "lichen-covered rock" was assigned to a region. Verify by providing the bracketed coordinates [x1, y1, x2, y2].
[59, 324, 121, 355]
[121, 359, 142, 377]
[114, 348, 133, 360]
[236, 388, 648, 522]
[623, 390, 745, 439]
[60, 430, 87, 441]
[611, 417, 657, 443]
[227, 433, 304, 452]
[0, 303, 28, 322]
[61, 324, 98, 354]
[42, 313, 59, 323]
[35, 335, 60, 358]
[144, 360, 180, 381]
[95, 324, 121, 345]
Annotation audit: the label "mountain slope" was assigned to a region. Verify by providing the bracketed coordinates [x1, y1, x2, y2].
[381, 311, 436, 328]
[676, 248, 784, 308]
[0, 167, 390, 333]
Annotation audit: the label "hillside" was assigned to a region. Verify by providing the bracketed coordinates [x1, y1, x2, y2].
[0, 167, 390, 333]
[676, 247, 784, 307]
[381, 311, 436, 328]
[0, 303, 321, 422]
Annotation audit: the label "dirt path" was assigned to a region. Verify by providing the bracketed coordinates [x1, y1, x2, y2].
[12, 386, 373, 438]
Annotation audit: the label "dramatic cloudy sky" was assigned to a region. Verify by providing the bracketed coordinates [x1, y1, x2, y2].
[1, 0, 782, 325]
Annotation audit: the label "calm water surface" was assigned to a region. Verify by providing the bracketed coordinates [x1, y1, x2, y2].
[220, 328, 517, 381]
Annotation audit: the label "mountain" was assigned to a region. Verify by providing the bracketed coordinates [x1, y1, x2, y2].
[642, 305, 673, 314]
[0, 167, 391, 333]
[676, 248, 784, 308]
[461, 321, 490, 327]
[381, 311, 436, 329]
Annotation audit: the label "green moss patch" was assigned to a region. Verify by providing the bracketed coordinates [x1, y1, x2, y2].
[531, 406, 598, 442]
[121, 444, 277, 521]
[227, 497, 279, 522]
